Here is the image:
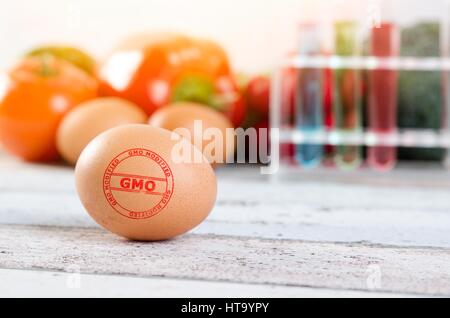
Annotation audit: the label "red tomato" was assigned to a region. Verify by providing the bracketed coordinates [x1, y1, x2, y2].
[215, 75, 247, 127]
[246, 75, 270, 116]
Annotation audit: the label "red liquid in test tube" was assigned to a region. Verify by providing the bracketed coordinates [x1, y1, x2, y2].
[323, 65, 335, 167]
[368, 23, 400, 171]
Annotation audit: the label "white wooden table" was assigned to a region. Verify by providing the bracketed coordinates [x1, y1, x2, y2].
[0, 153, 449, 298]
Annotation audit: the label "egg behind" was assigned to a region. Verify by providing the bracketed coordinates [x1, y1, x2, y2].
[57, 97, 147, 165]
[149, 102, 235, 165]
[75, 124, 217, 241]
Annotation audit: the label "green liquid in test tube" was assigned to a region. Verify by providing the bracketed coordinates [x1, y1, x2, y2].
[333, 21, 362, 169]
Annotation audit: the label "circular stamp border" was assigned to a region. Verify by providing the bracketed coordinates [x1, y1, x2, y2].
[102, 148, 174, 220]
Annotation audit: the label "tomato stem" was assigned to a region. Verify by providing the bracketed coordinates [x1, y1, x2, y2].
[39, 54, 57, 77]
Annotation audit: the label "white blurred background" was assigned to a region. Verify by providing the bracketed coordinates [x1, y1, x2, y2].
[0, 0, 445, 73]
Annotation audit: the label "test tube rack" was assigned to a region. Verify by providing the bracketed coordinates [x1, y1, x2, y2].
[269, 55, 450, 172]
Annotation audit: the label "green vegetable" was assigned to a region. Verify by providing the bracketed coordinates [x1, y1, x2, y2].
[171, 75, 215, 106]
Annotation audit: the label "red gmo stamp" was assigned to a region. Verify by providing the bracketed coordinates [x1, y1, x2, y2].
[102, 148, 174, 220]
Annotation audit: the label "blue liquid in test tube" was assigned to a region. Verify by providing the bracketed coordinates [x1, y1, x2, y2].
[295, 23, 323, 167]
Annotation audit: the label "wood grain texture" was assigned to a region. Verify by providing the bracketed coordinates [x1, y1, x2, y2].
[1, 154, 450, 297]
[0, 224, 449, 296]
[1, 160, 449, 247]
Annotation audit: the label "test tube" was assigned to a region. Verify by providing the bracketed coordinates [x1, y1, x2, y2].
[442, 0, 450, 168]
[333, 21, 362, 169]
[280, 66, 296, 165]
[295, 23, 324, 167]
[368, 23, 400, 171]
[322, 61, 335, 167]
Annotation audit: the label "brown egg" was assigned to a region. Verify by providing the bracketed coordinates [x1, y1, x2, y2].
[75, 124, 217, 241]
[148, 102, 235, 165]
[57, 97, 147, 165]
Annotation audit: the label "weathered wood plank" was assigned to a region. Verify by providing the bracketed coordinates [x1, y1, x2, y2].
[0, 224, 449, 296]
[1, 268, 412, 298]
[1, 160, 450, 247]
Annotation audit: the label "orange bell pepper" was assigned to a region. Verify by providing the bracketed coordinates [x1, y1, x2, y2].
[98, 33, 246, 127]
